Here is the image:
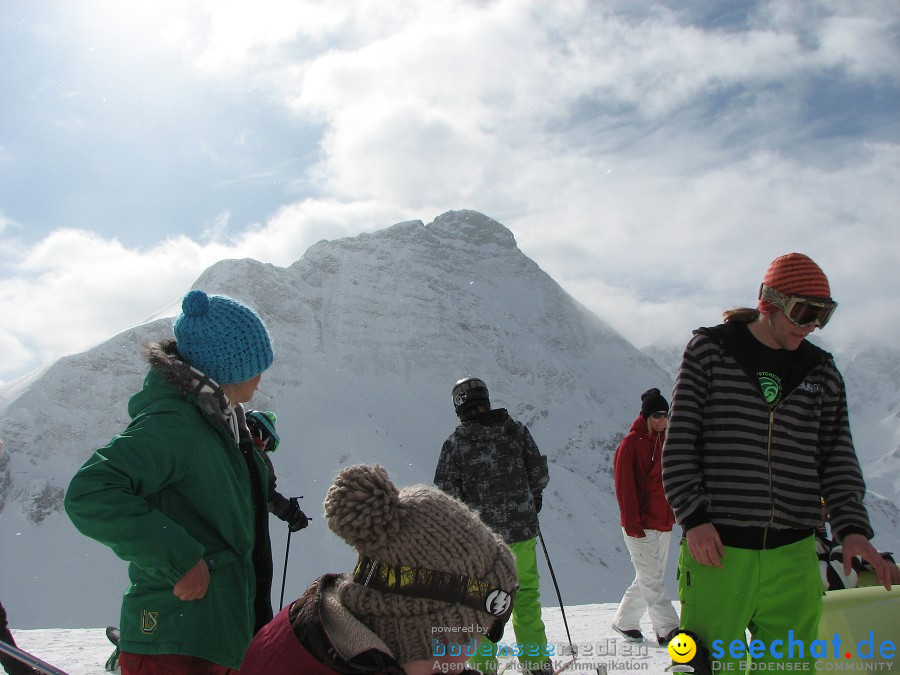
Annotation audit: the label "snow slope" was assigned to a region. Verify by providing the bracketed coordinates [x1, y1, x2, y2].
[10, 603, 673, 675]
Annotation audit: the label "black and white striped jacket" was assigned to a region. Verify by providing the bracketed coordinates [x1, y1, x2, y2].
[662, 321, 873, 550]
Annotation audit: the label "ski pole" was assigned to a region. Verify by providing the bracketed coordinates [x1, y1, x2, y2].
[279, 527, 292, 611]
[278, 495, 310, 610]
[0, 640, 68, 675]
[537, 530, 575, 650]
[538, 529, 604, 675]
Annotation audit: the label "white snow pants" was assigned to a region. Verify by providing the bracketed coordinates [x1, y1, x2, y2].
[612, 528, 680, 637]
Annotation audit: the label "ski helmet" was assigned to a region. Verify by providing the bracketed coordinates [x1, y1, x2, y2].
[246, 410, 279, 452]
[452, 377, 490, 415]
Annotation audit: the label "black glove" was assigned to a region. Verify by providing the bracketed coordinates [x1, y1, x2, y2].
[533, 492, 543, 514]
[286, 497, 310, 532]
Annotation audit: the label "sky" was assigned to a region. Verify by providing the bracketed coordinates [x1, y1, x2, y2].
[1, 0, 899, 384]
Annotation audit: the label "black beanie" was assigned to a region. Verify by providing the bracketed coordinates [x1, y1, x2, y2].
[640, 388, 669, 419]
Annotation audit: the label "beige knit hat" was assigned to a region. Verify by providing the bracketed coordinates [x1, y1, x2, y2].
[324, 464, 518, 664]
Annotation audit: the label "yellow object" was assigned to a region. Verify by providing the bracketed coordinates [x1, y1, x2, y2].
[668, 633, 698, 663]
[856, 561, 899, 588]
[817, 584, 900, 668]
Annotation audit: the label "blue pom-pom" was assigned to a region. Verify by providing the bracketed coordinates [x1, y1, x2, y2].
[182, 289, 210, 317]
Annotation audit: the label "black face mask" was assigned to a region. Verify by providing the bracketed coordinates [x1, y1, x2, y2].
[352, 556, 517, 643]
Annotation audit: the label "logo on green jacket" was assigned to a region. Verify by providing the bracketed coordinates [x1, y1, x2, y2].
[140, 610, 159, 634]
[758, 371, 782, 406]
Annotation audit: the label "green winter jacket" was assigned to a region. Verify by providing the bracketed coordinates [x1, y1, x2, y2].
[65, 360, 271, 669]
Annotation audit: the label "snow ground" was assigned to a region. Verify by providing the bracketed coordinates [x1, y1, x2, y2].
[10, 602, 675, 674]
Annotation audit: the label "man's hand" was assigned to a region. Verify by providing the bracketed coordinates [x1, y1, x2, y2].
[173, 559, 210, 601]
[686, 522, 724, 567]
[841, 533, 894, 591]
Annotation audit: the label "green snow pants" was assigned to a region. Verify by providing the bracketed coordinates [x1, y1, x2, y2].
[678, 535, 823, 674]
[468, 537, 551, 674]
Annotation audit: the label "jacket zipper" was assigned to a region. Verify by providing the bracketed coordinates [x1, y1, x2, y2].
[763, 379, 807, 549]
[725, 329, 822, 549]
[763, 409, 775, 549]
[735, 360, 780, 550]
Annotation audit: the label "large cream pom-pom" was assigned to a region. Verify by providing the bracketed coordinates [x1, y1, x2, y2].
[324, 464, 401, 551]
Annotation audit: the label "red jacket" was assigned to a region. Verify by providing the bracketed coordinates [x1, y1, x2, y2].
[240, 575, 484, 675]
[240, 575, 405, 675]
[240, 604, 340, 675]
[613, 415, 675, 537]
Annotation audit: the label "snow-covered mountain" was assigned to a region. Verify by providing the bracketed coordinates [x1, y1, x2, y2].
[840, 346, 900, 504]
[1, 210, 897, 630]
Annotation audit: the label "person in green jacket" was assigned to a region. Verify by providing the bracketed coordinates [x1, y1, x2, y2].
[65, 289, 275, 674]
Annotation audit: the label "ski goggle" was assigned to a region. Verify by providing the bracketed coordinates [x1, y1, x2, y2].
[352, 555, 517, 643]
[759, 284, 837, 328]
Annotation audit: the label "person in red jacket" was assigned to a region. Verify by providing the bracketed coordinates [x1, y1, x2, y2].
[611, 388, 680, 646]
[240, 463, 519, 675]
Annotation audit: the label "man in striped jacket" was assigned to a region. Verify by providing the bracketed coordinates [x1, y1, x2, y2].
[662, 253, 894, 673]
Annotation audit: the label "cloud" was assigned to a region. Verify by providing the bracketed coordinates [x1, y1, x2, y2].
[1, 0, 898, 382]
[282, 0, 900, 232]
[520, 141, 900, 350]
[0, 200, 410, 382]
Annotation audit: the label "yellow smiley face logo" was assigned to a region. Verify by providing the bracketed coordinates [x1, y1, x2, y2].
[668, 633, 697, 663]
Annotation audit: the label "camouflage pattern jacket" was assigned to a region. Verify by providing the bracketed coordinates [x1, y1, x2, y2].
[434, 408, 549, 544]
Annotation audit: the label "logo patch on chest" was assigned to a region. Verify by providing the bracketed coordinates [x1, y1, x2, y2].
[758, 371, 782, 404]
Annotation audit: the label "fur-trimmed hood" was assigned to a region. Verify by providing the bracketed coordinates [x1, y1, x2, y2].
[143, 338, 198, 399]
[136, 338, 245, 445]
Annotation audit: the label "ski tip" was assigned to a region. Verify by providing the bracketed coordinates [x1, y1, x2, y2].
[105, 626, 120, 645]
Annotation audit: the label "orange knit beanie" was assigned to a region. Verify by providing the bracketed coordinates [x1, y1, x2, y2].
[758, 253, 831, 314]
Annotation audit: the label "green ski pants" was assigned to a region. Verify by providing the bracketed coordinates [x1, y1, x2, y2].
[468, 537, 550, 674]
[678, 535, 823, 674]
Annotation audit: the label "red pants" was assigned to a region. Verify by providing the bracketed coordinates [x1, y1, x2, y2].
[119, 651, 238, 675]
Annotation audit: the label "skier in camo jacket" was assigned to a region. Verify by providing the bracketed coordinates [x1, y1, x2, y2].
[434, 377, 551, 675]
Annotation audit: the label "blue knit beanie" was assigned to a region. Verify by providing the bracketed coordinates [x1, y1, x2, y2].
[173, 289, 274, 385]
